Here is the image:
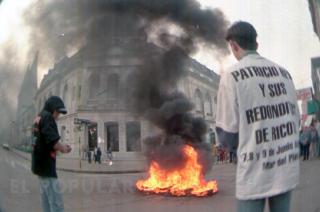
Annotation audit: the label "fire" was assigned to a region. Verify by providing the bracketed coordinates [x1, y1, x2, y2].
[136, 145, 218, 197]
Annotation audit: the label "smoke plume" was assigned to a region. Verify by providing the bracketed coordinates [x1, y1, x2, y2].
[7, 0, 229, 170]
[0, 41, 27, 143]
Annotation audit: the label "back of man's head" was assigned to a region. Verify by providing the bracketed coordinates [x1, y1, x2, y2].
[226, 21, 258, 51]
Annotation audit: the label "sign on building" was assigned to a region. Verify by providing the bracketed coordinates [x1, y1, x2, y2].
[296, 87, 313, 101]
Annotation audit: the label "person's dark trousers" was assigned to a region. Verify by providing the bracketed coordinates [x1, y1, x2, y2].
[229, 152, 234, 163]
[87, 152, 92, 163]
[303, 143, 310, 160]
[306, 143, 310, 160]
[301, 144, 305, 158]
[237, 191, 291, 212]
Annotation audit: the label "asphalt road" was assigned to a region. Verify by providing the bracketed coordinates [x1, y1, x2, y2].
[0, 148, 319, 212]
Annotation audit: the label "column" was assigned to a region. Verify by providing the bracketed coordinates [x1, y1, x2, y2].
[119, 121, 126, 153]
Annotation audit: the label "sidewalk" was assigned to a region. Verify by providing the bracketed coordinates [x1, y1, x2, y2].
[11, 149, 147, 174]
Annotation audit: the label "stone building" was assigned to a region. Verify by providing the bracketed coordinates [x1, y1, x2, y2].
[19, 16, 220, 161]
[309, 0, 320, 40]
[312, 57, 320, 100]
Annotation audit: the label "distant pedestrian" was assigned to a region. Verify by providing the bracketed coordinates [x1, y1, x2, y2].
[229, 147, 237, 164]
[94, 147, 97, 164]
[299, 130, 303, 157]
[82, 145, 87, 160]
[87, 150, 92, 164]
[106, 146, 113, 166]
[31, 96, 71, 212]
[218, 147, 225, 163]
[212, 145, 219, 163]
[96, 147, 102, 164]
[310, 120, 318, 159]
[300, 128, 311, 161]
[317, 121, 320, 157]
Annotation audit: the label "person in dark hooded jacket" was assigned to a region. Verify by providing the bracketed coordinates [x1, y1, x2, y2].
[32, 96, 71, 212]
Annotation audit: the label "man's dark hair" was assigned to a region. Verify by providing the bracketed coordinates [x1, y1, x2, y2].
[226, 21, 258, 50]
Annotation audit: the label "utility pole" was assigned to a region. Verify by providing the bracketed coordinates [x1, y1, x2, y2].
[74, 118, 91, 169]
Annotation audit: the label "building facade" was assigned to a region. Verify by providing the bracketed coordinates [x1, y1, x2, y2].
[18, 16, 220, 161]
[309, 0, 320, 40]
[312, 57, 320, 99]
[311, 57, 320, 119]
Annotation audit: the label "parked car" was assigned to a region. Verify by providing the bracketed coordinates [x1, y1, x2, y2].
[2, 143, 10, 150]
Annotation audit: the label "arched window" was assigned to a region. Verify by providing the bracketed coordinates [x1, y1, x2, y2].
[126, 121, 141, 152]
[107, 73, 119, 99]
[89, 72, 101, 98]
[204, 93, 213, 116]
[194, 89, 204, 113]
[62, 84, 68, 107]
[60, 126, 66, 143]
[105, 122, 119, 152]
[72, 86, 76, 100]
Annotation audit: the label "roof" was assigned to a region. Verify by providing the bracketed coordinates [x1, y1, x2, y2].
[38, 40, 220, 91]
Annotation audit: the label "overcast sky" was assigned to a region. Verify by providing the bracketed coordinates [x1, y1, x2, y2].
[0, 0, 319, 90]
[196, 0, 320, 89]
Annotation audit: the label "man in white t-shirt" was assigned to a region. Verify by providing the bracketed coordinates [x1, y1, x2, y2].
[216, 21, 300, 212]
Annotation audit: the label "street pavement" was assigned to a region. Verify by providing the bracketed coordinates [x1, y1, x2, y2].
[0, 148, 320, 212]
[11, 149, 147, 174]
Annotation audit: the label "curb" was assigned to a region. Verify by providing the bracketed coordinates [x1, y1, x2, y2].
[10, 149, 146, 175]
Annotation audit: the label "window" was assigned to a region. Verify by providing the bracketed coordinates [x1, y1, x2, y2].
[214, 96, 217, 104]
[107, 73, 119, 99]
[60, 126, 66, 143]
[194, 88, 204, 113]
[126, 122, 141, 152]
[105, 122, 119, 152]
[62, 84, 68, 103]
[89, 72, 101, 98]
[72, 86, 76, 100]
[62, 84, 69, 112]
[204, 93, 213, 116]
[78, 85, 82, 100]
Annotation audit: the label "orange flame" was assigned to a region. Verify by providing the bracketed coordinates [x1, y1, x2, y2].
[136, 145, 218, 196]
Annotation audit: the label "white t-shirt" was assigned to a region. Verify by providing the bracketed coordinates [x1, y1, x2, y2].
[216, 53, 300, 200]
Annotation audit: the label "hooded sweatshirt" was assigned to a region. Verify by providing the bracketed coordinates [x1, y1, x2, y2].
[31, 96, 66, 178]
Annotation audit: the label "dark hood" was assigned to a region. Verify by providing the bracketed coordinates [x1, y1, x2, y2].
[43, 96, 67, 114]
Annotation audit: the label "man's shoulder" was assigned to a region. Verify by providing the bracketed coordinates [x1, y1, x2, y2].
[39, 111, 55, 124]
[224, 55, 290, 78]
[223, 56, 256, 75]
[40, 111, 52, 118]
[222, 62, 246, 83]
[224, 62, 241, 74]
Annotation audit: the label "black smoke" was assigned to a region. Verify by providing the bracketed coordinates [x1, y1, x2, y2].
[22, 0, 229, 172]
[23, 0, 229, 67]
